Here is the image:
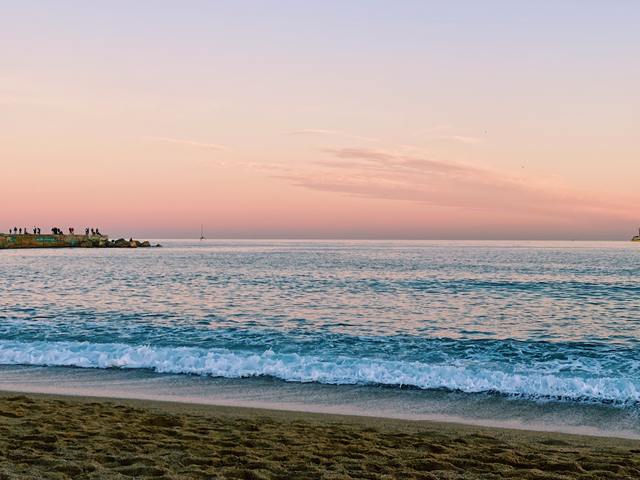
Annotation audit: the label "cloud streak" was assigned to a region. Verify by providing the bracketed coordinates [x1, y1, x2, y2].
[148, 136, 229, 151]
[146, 136, 293, 174]
[287, 129, 378, 143]
[415, 125, 484, 145]
[279, 147, 633, 221]
[431, 135, 483, 144]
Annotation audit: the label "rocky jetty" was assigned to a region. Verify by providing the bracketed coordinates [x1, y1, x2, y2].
[0, 234, 160, 249]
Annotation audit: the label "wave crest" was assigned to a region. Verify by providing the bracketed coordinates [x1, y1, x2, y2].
[0, 340, 638, 404]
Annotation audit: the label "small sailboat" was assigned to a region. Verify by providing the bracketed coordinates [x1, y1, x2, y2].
[632, 228, 640, 242]
[200, 225, 205, 241]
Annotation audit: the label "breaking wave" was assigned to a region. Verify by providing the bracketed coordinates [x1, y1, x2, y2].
[0, 340, 638, 405]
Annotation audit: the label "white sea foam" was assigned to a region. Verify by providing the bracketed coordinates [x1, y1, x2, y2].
[0, 340, 638, 404]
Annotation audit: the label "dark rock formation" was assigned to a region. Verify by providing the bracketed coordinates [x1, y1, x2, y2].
[106, 238, 158, 248]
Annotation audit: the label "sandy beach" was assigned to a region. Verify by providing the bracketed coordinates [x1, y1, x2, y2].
[0, 391, 638, 479]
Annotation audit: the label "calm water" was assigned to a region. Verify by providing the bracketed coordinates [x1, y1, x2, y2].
[1, 240, 639, 432]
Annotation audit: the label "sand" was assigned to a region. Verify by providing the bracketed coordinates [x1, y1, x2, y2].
[0, 391, 638, 479]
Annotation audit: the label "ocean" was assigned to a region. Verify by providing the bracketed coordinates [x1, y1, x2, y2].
[1, 240, 639, 437]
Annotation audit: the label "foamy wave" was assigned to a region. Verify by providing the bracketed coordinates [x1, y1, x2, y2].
[0, 340, 638, 404]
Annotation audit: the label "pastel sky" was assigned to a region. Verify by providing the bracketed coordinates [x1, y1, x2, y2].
[2, 1, 638, 239]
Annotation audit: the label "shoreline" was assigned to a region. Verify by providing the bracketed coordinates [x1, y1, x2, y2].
[1, 389, 639, 479]
[1, 388, 638, 442]
[1, 383, 638, 441]
[1, 365, 638, 440]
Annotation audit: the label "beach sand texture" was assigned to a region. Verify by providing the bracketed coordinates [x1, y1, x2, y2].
[0, 393, 638, 479]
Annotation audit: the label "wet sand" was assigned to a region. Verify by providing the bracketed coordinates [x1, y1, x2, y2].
[0, 391, 638, 479]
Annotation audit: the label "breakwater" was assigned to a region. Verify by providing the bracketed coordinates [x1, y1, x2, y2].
[0, 234, 157, 249]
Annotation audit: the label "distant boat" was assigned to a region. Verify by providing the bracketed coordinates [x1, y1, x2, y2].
[632, 228, 640, 242]
[200, 225, 205, 241]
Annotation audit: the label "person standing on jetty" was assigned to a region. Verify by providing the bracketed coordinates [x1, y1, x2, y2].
[7, 227, 41, 235]
[5, 226, 99, 236]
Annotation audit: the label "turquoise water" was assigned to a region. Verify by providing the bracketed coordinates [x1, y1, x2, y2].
[1, 240, 639, 415]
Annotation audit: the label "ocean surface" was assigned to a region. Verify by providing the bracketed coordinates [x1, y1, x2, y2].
[1, 240, 639, 437]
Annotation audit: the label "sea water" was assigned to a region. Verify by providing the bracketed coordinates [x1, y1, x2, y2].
[1, 240, 639, 436]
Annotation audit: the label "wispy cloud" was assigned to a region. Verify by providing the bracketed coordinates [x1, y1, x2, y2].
[415, 125, 484, 145]
[278, 147, 632, 221]
[148, 136, 229, 151]
[146, 136, 293, 174]
[431, 135, 483, 144]
[287, 129, 378, 143]
[241, 161, 291, 173]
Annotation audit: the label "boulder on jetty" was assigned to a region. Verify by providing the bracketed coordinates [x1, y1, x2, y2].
[106, 238, 158, 248]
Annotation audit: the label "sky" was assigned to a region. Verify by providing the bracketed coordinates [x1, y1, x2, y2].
[1, 1, 639, 239]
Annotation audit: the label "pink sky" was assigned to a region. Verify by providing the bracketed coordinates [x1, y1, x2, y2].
[2, 2, 638, 239]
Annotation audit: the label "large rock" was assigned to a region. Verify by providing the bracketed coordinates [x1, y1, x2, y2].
[112, 238, 129, 248]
